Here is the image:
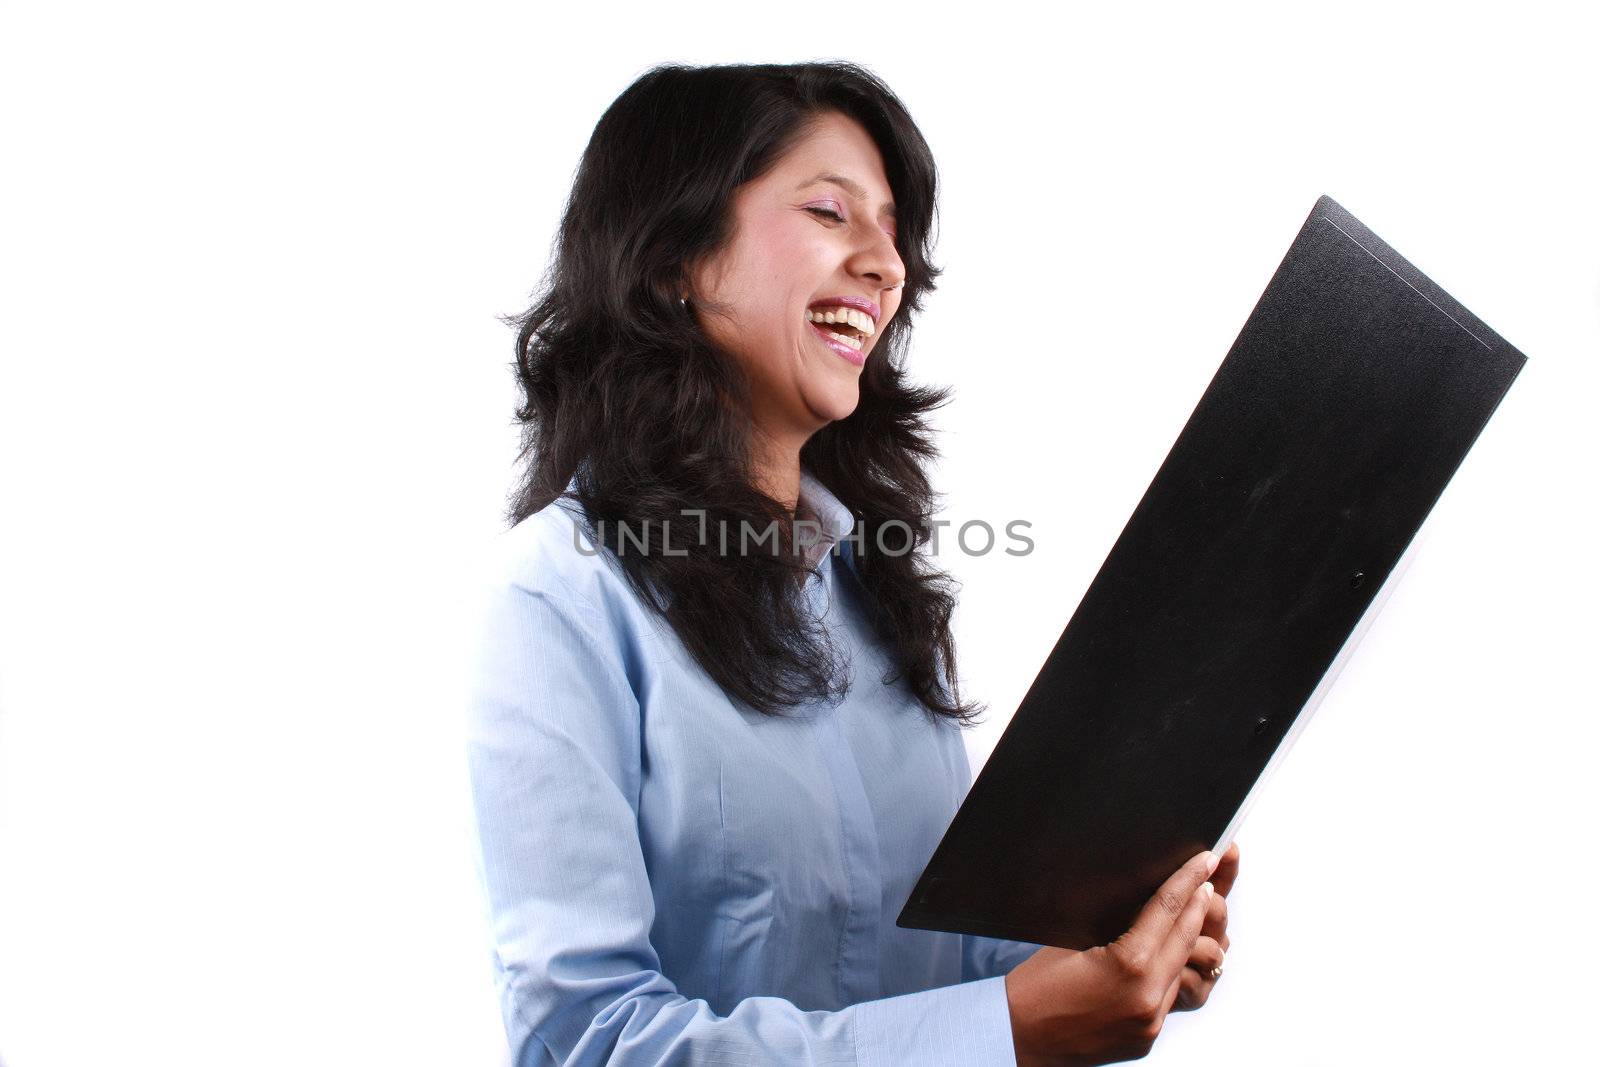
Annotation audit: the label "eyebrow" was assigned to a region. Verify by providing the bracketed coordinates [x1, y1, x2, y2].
[796, 172, 897, 221]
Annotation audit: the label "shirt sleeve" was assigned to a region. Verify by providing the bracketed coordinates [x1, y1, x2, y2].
[465, 577, 1022, 1066]
[962, 934, 1041, 982]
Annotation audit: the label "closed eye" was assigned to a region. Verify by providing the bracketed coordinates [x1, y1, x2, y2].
[805, 206, 845, 223]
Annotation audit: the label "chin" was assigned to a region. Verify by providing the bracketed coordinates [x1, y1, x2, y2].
[807, 385, 862, 425]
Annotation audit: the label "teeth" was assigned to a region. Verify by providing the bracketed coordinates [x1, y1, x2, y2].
[806, 311, 865, 351]
[805, 306, 875, 338]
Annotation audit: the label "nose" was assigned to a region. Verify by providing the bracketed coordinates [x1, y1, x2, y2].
[849, 226, 906, 295]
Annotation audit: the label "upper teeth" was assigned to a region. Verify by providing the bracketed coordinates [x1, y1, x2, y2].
[806, 307, 876, 338]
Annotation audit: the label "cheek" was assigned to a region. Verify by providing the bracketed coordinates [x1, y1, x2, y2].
[744, 229, 830, 307]
[704, 220, 834, 377]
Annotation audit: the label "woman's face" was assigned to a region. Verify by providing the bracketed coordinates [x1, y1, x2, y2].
[688, 110, 906, 451]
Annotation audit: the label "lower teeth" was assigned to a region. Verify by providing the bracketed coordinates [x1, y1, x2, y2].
[815, 325, 863, 351]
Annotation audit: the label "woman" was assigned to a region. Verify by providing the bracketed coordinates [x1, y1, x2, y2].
[466, 61, 1239, 1066]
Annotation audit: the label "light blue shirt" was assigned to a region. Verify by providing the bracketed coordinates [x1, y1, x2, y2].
[465, 470, 1040, 1064]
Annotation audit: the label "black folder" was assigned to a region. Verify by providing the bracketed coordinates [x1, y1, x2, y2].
[898, 195, 1527, 950]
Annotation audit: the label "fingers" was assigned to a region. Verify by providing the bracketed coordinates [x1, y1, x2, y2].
[1161, 963, 1189, 1015]
[1162, 928, 1219, 1013]
[1117, 851, 1219, 962]
[1211, 841, 1241, 898]
[1152, 876, 1214, 980]
[1174, 935, 1227, 1011]
[1186, 934, 1225, 974]
[1199, 885, 1228, 945]
[1174, 967, 1198, 1010]
[1173, 965, 1209, 1011]
[1167, 843, 1238, 1014]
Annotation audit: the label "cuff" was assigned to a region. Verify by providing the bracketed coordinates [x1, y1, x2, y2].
[854, 974, 1017, 1066]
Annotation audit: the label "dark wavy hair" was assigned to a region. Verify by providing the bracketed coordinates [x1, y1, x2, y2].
[505, 61, 981, 725]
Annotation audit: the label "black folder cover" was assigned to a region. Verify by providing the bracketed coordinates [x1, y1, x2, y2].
[898, 195, 1527, 950]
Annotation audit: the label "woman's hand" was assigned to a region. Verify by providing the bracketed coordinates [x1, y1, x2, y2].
[1004, 850, 1222, 1067]
[1173, 841, 1239, 1012]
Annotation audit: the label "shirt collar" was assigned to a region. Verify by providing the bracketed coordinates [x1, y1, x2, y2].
[796, 468, 857, 570]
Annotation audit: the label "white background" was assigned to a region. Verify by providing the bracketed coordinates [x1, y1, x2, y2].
[2, 3, 1595, 1065]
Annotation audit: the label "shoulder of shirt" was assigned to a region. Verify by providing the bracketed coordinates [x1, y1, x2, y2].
[477, 495, 635, 627]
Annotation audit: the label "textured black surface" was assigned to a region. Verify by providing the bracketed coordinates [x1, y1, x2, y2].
[897, 195, 1527, 950]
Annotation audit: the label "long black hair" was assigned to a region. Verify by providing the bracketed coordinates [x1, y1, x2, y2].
[506, 61, 981, 725]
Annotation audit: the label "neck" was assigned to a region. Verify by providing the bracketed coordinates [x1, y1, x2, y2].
[750, 428, 805, 512]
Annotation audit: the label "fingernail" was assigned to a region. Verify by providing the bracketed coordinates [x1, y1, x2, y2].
[1203, 850, 1220, 875]
[1201, 881, 1215, 901]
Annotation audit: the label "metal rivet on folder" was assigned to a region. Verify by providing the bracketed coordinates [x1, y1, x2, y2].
[1349, 571, 1366, 589]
